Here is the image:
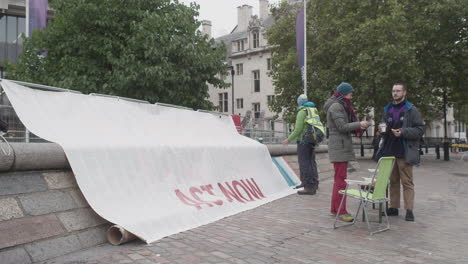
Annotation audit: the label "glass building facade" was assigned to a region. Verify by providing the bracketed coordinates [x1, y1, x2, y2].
[0, 14, 26, 78]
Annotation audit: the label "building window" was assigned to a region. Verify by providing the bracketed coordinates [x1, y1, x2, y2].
[236, 98, 244, 109]
[236, 63, 243, 75]
[252, 31, 259, 48]
[0, 15, 26, 66]
[236, 40, 244, 51]
[267, 95, 275, 104]
[253, 70, 260, 92]
[218, 92, 228, 113]
[253, 103, 260, 118]
[267, 58, 271, 70]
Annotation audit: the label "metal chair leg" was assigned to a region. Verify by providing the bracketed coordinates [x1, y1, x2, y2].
[379, 202, 383, 223]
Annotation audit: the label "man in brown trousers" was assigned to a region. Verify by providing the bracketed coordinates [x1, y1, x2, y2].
[378, 83, 424, 221]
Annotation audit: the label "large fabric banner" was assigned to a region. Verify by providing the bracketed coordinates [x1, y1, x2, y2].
[295, 5, 305, 84]
[28, 0, 48, 34]
[1, 80, 295, 243]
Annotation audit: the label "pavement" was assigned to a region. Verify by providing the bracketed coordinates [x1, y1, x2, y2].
[40, 155, 468, 264]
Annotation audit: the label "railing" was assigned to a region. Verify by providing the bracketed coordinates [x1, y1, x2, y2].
[241, 128, 288, 144]
[0, 104, 48, 143]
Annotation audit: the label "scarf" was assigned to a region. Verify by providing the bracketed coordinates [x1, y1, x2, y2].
[333, 92, 363, 136]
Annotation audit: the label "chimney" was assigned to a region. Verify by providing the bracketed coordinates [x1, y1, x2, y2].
[259, 0, 269, 20]
[236, 5, 253, 32]
[0, 1, 8, 10]
[201, 20, 212, 38]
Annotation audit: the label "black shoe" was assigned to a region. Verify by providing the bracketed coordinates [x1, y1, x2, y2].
[405, 210, 415, 221]
[383, 208, 399, 216]
[297, 188, 316, 195]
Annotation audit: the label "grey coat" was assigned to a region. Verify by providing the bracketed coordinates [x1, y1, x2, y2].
[324, 97, 362, 162]
[380, 101, 425, 165]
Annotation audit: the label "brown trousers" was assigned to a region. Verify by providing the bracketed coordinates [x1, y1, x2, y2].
[389, 158, 414, 210]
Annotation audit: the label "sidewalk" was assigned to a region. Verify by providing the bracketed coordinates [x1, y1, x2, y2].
[42, 156, 468, 264]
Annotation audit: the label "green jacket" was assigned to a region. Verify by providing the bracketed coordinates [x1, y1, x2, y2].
[287, 104, 323, 142]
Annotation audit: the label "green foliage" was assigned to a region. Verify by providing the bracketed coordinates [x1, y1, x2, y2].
[267, 0, 467, 124]
[7, 0, 228, 110]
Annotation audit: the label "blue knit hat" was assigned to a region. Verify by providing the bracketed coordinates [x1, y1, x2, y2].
[297, 94, 308, 106]
[336, 82, 354, 95]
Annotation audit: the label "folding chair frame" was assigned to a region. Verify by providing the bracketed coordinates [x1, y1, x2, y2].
[333, 157, 396, 235]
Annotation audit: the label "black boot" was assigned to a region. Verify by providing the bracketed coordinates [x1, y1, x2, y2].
[405, 209, 415, 221]
[383, 208, 399, 216]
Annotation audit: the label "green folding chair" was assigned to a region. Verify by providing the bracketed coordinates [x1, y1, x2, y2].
[333, 156, 396, 235]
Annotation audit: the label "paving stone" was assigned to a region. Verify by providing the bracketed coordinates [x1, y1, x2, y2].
[77, 225, 109, 249]
[58, 208, 107, 232]
[0, 172, 48, 195]
[0, 197, 24, 221]
[135, 260, 153, 264]
[128, 253, 145, 260]
[25, 234, 82, 262]
[0, 215, 65, 249]
[0, 247, 32, 264]
[210, 251, 231, 259]
[43, 171, 77, 189]
[19, 190, 77, 216]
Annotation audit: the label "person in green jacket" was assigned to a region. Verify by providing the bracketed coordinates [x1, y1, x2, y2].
[282, 94, 322, 195]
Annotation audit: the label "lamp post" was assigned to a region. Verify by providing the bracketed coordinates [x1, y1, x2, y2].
[443, 88, 450, 161]
[229, 66, 235, 114]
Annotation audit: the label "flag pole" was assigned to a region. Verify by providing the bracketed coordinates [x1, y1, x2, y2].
[24, 0, 31, 143]
[26, 0, 30, 37]
[303, 0, 307, 95]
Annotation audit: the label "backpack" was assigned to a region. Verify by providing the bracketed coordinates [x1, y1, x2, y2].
[302, 107, 324, 145]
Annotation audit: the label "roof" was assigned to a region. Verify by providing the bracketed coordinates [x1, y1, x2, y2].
[214, 15, 275, 61]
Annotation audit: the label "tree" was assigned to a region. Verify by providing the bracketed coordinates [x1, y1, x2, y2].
[7, 0, 228, 110]
[267, 0, 467, 124]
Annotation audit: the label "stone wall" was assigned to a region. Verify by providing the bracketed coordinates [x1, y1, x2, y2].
[0, 170, 110, 264]
[0, 143, 336, 263]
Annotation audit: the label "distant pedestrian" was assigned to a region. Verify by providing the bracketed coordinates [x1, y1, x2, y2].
[282, 94, 324, 195]
[324, 82, 369, 222]
[378, 82, 424, 221]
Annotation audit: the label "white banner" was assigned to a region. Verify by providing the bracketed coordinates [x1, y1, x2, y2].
[1, 80, 295, 243]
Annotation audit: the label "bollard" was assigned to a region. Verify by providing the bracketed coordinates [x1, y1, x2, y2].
[436, 144, 440, 159]
[443, 142, 450, 161]
[425, 144, 428, 154]
[360, 144, 364, 157]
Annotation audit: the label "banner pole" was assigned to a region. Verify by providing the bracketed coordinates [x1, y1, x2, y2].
[303, 0, 307, 95]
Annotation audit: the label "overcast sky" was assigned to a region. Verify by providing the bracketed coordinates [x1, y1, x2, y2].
[179, 0, 283, 38]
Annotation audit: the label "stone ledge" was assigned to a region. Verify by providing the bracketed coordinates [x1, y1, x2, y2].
[57, 208, 107, 232]
[0, 247, 32, 264]
[25, 234, 81, 262]
[0, 172, 48, 196]
[68, 189, 89, 208]
[77, 225, 110, 249]
[19, 190, 77, 216]
[0, 197, 24, 221]
[43, 171, 77, 189]
[0, 215, 65, 249]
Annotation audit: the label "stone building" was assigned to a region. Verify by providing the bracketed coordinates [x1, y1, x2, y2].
[205, 0, 288, 136]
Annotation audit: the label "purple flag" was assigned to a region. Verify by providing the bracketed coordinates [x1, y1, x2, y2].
[295, 6, 305, 82]
[29, 0, 48, 34]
